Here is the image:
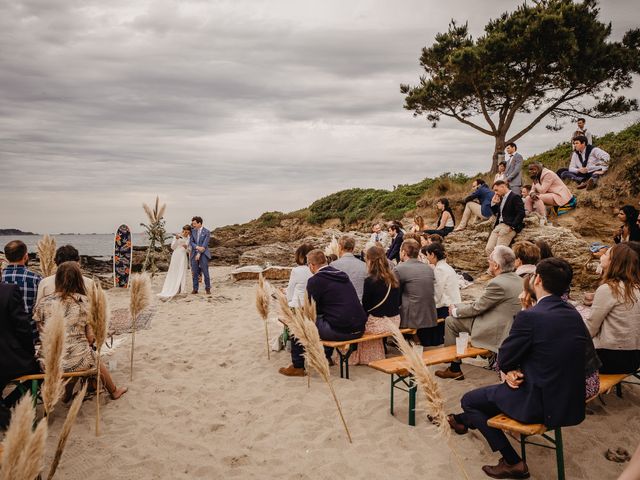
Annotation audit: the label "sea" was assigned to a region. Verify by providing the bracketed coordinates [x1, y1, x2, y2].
[0, 234, 153, 259]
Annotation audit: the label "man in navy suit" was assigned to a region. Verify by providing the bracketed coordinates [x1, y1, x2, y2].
[447, 258, 589, 479]
[386, 224, 404, 263]
[189, 216, 211, 294]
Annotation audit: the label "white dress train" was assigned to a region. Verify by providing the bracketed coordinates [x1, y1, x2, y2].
[158, 237, 189, 299]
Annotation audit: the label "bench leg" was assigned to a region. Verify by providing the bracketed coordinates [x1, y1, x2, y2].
[31, 380, 39, 409]
[408, 382, 416, 427]
[555, 428, 565, 480]
[616, 383, 623, 398]
[337, 345, 355, 379]
[390, 374, 395, 416]
[520, 434, 527, 462]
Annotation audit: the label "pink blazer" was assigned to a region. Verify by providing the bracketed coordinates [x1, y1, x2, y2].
[533, 169, 573, 206]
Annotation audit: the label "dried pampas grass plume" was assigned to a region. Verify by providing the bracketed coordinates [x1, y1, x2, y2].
[47, 382, 88, 480]
[88, 280, 110, 435]
[276, 291, 352, 443]
[0, 394, 48, 480]
[255, 273, 271, 360]
[37, 234, 57, 277]
[324, 236, 339, 259]
[41, 303, 66, 417]
[143, 203, 155, 223]
[129, 273, 152, 380]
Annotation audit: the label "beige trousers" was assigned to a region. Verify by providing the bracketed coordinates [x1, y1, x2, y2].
[485, 223, 517, 255]
[458, 202, 488, 229]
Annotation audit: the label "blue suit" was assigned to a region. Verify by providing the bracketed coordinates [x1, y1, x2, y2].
[463, 184, 494, 219]
[190, 227, 211, 291]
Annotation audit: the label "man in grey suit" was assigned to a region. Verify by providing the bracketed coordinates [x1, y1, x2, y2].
[393, 239, 438, 345]
[504, 142, 523, 195]
[331, 236, 367, 302]
[435, 246, 523, 380]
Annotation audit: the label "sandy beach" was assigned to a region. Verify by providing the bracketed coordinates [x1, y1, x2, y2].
[33, 266, 640, 480]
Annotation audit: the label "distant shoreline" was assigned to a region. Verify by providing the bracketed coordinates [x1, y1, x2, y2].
[0, 229, 37, 235]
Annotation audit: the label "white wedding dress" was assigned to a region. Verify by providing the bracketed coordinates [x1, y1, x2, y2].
[158, 237, 189, 299]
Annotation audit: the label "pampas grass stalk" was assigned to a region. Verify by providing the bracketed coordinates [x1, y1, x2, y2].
[143, 203, 154, 223]
[0, 394, 48, 480]
[37, 234, 57, 277]
[277, 291, 353, 443]
[255, 273, 271, 360]
[88, 280, 109, 436]
[47, 382, 88, 480]
[41, 303, 66, 417]
[323, 236, 339, 258]
[129, 273, 152, 381]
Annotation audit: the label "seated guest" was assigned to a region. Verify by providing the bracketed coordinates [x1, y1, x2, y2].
[494, 161, 507, 183]
[561, 135, 610, 190]
[368, 223, 389, 248]
[285, 243, 315, 308]
[534, 239, 553, 260]
[279, 250, 366, 376]
[2, 240, 42, 344]
[424, 198, 456, 237]
[520, 184, 531, 200]
[485, 180, 525, 255]
[403, 232, 423, 245]
[455, 178, 494, 231]
[33, 262, 127, 399]
[386, 224, 404, 264]
[426, 233, 443, 245]
[436, 246, 522, 380]
[584, 244, 640, 374]
[447, 259, 592, 478]
[0, 283, 40, 429]
[394, 240, 437, 347]
[331, 236, 367, 302]
[512, 241, 540, 277]
[614, 205, 640, 244]
[525, 162, 573, 225]
[37, 244, 94, 301]
[350, 246, 401, 365]
[423, 243, 461, 345]
[410, 216, 425, 233]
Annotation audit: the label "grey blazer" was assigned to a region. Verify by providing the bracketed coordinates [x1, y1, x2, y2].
[453, 271, 523, 351]
[505, 152, 523, 195]
[331, 253, 367, 302]
[394, 259, 437, 329]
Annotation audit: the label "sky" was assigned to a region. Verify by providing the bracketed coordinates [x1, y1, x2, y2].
[1, 0, 639, 234]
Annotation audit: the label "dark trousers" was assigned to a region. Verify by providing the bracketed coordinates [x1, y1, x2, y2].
[424, 226, 454, 237]
[290, 315, 363, 368]
[560, 170, 596, 184]
[191, 254, 211, 291]
[597, 349, 640, 374]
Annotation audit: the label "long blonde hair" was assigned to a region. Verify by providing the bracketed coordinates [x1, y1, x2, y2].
[365, 246, 399, 288]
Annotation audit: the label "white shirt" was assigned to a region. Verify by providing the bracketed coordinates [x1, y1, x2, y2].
[285, 265, 313, 307]
[498, 190, 512, 224]
[433, 260, 462, 308]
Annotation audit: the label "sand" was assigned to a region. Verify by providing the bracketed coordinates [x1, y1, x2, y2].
[23, 267, 640, 479]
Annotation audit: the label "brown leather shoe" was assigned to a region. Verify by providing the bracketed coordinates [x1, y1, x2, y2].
[482, 458, 530, 479]
[447, 414, 468, 435]
[191, 290, 198, 294]
[205, 288, 211, 294]
[576, 182, 587, 189]
[278, 365, 306, 377]
[585, 178, 597, 190]
[435, 367, 464, 380]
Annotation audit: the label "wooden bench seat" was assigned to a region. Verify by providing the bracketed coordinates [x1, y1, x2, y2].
[8, 369, 98, 408]
[368, 345, 491, 426]
[321, 328, 416, 379]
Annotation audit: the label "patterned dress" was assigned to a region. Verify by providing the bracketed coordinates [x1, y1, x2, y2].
[33, 294, 96, 372]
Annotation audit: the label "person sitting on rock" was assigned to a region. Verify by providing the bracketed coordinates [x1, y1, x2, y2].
[512, 241, 540, 277]
[37, 245, 94, 302]
[525, 162, 573, 225]
[278, 250, 366, 377]
[614, 205, 640, 244]
[485, 181, 525, 256]
[560, 135, 610, 190]
[424, 198, 456, 237]
[386, 224, 404, 264]
[455, 179, 494, 231]
[331, 236, 367, 302]
[521, 184, 531, 200]
[368, 223, 389, 248]
[435, 246, 522, 380]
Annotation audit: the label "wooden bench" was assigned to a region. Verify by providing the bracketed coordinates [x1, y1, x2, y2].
[8, 369, 98, 408]
[487, 371, 640, 480]
[321, 328, 416, 379]
[368, 345, 491, 426]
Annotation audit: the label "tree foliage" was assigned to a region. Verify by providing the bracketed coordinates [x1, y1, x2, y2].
[401, 0, 640, 171]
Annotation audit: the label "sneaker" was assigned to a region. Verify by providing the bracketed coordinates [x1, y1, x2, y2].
[278, 365, 306, 377]
[435, 367, 464, 380]
[482, 458, 530, 479]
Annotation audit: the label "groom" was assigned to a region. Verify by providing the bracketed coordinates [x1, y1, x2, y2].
[189, 216, 211, 294]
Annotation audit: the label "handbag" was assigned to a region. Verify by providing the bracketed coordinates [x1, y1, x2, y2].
[367, 285, 391, 313]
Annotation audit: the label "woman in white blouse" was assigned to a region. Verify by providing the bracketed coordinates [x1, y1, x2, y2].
[285, 243, 315, 307]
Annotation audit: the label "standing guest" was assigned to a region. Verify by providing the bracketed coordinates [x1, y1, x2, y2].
[285, 243, 315, 308]
[436, 246, 522, 380]
[331, 236, 367, 302]
[455, 179, 494, 231]
[33, 262, 127, 399]
[2, 240, 42, 344]
[386, 224, 404, 264]
[350, 246, 401, 365]
[584, 244, 640, 374]
[447, 259, 591, 478]
[512, 241, 540, 277]
[189, 216, 211, 295]
[570, 117, 593, 145]
[425, 198, 456, 237]
[525, 162, 573, 224]
[368, 223, 389, 248]
[504, 143, 524, 195]
[494, 162, 507, 183]
[279, 250, 366, 377]
[394, 240, 438, 347]
[37, 245, 94, 300]
[423, 243, 461, 345]
[614, 205, 640, 244]
[485, 181, 525, 255]
[561, 136, 610, 190]
[410, 216, 425, 233]
[534, 239, 554, 260]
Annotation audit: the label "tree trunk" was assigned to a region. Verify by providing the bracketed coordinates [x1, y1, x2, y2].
[491, 134, 506, 174]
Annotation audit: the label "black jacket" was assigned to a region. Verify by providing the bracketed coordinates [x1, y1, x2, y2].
[0, 283, 38, 385]
[386, 231, 404, 263]
[491, 191, 525, 232]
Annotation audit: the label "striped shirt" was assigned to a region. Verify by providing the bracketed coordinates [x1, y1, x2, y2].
[1, 264, 42, 343]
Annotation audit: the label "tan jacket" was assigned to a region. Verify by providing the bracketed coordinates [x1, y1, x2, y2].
[585, 283, 640, 350]
[532, 168, 572, 206]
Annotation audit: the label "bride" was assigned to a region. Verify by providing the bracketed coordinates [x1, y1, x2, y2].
[158, 225, 191, 299]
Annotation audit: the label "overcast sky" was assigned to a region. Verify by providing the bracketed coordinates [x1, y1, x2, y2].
[1, 0, 638, 233]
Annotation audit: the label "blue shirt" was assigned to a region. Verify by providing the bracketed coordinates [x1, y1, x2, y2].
[1, 264, 42, 343]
